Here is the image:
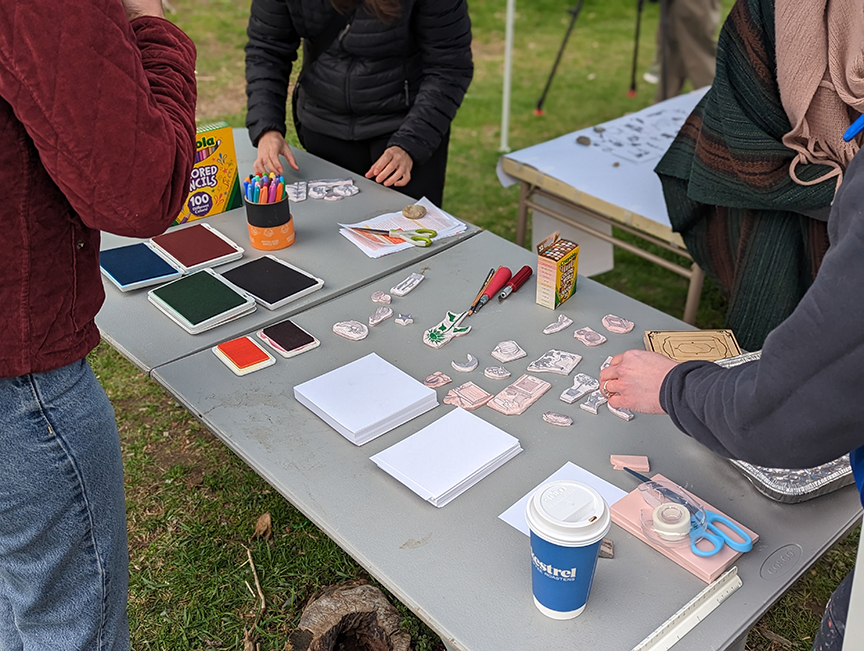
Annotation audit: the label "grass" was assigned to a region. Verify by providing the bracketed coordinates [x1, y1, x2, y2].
[90, 0, 862, 648]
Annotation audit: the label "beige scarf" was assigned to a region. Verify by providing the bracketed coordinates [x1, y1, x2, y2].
[776, 0, 864, 193]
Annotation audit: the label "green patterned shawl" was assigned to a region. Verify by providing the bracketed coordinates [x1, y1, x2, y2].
[655, 0, 835, 350]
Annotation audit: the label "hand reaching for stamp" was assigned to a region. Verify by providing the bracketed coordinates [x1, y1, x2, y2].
[599, 350, 678, 414]
[366, 146, 413, 187]
[254, 130, 299, 176]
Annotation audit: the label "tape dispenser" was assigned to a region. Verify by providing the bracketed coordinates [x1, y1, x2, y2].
[636, 478, 753, 558]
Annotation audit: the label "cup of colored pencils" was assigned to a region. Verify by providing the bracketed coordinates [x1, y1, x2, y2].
[242, 173, 294, 250]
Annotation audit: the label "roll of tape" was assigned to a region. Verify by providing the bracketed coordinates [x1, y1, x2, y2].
[652, 503, 691, 542]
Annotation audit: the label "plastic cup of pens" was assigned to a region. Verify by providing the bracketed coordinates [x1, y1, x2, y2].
[243, 175, 294, 251]
[525, 480, 610, 619]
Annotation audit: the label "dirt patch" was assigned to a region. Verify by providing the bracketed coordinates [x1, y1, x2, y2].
[197, 77, 247, 122]
[472, 39, 505, 60]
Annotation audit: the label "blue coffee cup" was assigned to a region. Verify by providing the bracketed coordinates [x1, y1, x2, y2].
[525, 480, 611, 619]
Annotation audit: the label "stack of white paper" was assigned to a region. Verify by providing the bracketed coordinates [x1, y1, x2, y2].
[294, 353, 438, 446]
[370, 408, 523, 507]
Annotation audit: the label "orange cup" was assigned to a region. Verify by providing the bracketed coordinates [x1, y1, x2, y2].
[244, 196, 294, 250]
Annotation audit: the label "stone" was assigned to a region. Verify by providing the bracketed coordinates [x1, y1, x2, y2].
[576, 135, 592, 146]
[402, 204, 427, 220]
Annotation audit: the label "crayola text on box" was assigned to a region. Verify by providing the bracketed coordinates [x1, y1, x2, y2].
[173, 122, 243, 225]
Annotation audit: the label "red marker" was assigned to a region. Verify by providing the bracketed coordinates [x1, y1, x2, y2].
[497, 265, 533, 302]
[469, 266, 512, 315]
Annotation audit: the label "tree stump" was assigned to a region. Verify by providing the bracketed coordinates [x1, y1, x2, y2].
[288, 580, 411, 651]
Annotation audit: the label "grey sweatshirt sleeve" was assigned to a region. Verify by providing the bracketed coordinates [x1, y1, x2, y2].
[659, 149, 864, 469]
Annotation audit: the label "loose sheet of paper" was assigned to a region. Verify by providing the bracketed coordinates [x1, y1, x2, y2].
[339, 197, 467, 258]
[498, 461, 627, 536]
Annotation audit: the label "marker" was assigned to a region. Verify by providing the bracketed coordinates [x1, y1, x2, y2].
[470, 266, 512, 315]
[275, 183, 284, 202]
[269, 182, 278, 203]
[253, 183, 260, 203]
[844, 114, 864, 143]
[498, 265, 533, 302]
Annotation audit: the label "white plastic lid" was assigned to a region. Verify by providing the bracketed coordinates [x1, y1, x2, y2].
[525, 480, 611, 546]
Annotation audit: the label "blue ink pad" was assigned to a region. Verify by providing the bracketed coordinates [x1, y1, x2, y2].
[100, 243, 182, 292]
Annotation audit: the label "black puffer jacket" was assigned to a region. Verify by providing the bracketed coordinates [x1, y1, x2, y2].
[245, 0, 473, 165]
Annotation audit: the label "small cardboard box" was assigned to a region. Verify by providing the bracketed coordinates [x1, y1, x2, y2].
[536, 232, 579, 309]
[173, 121, 244, 225]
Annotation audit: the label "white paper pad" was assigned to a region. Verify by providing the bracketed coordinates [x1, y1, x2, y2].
[339, 197, 467, 258]
[371, 408, 522, 507]
[294, 353, 438, 445]
[498, 461, 627, 535]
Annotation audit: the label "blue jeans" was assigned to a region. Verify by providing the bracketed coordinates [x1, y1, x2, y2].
[0, 359, 129, 651]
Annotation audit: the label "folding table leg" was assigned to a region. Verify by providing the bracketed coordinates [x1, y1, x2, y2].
[516, 181, 530, 247]
[683, 262, 704, 325]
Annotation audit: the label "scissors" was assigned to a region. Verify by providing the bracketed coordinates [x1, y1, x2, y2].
[625, 468, 753, 558]
[349, 227, 437, 247]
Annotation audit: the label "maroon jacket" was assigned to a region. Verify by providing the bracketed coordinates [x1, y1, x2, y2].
[0, 1, 197, 378]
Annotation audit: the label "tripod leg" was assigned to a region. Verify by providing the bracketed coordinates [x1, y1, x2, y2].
[535, 0, 586, 115]
[628, 0, 645, 97]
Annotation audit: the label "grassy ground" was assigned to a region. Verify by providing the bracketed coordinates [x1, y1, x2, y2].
[95, 0, 861, 648]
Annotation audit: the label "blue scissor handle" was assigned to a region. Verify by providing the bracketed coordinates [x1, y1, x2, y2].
[689, 511, 753, 557]
[689, 521, 726, 557]
[706, 510, 753, 553]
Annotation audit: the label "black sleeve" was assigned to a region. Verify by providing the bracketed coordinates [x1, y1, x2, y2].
[387, 0, 473, 165]
[245, 0, 300, 147]
[659, 149, 864, 468]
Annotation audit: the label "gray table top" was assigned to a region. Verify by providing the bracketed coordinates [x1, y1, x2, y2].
[152, 231, 862, 651]
[96, 129, 479, 373]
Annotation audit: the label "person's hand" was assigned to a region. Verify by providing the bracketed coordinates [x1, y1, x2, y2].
[599, 350, 678, 414]
[121, 0, 165, 20]
[366, 146, 413, 187]
[254, 130, 299, 176]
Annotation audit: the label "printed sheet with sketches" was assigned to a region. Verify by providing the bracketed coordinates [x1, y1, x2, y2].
[339, 197, 467, 259]
[584, 106, 692, 163]
[496, 87, 709, 229]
